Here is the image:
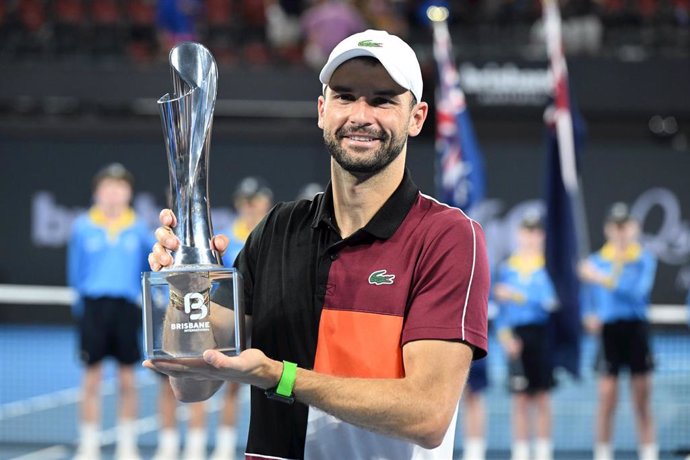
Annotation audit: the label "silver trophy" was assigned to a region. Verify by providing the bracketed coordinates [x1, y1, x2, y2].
[142, 42, 245, 359]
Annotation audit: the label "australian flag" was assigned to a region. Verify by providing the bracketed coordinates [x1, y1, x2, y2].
[431, 19, 485, 212]
[543, 0, 588, 378]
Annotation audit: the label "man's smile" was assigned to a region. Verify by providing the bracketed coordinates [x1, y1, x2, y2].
[345, 135, 378, 142]
[339, 129, 386, 147]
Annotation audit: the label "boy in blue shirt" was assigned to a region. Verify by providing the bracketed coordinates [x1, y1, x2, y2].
[579, 202, 658, 460]
[68, 164, 153, 460]
[494, 212, 557, 460]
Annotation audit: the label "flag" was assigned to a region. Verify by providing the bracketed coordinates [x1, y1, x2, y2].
[542, 0, 588, 378]
[431, 17, 485, 212]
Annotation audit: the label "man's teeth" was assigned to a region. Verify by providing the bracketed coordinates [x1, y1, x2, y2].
[349, 136, 375, 141]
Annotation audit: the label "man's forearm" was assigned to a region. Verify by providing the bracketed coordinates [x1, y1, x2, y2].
[293, 371, 454, 448]
[291, 342, 472, 449]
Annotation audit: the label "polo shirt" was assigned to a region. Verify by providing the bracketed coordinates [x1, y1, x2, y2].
[235, 170, 489, 460]
[494, 255, 557, 331]
[68, 207, 153, 308]
[581, 242, 657, 323]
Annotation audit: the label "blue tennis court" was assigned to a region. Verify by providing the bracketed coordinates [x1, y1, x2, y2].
[1, 324, 688, 459]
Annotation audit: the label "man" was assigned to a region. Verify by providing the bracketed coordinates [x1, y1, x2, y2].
[147, 29, 489, 460]
[68, 163, 153, 460]
[579, 202, 658, 460]
[493, 211, 558, 460]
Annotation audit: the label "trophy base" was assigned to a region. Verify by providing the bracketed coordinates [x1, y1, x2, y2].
[142, 267, 245, 360]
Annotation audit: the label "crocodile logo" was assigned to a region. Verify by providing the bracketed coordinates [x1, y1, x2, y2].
[368, 269, 395, 285]
[358, 39, 383, 48]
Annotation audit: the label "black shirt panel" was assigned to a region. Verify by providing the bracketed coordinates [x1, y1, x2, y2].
[237, 198, 341, 459]
[236, 171, 420, 459]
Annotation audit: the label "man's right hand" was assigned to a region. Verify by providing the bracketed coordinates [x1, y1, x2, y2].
[148, 209, 229, 271]
[493, 284, 525, 304]
[583, 314, 602, 335]
[499, 334, 522, 359]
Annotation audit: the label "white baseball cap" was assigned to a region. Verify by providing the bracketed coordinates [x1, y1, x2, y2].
[319, 29, 423, 103]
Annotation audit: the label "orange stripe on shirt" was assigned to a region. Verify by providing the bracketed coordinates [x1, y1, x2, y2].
[313, 308, 404, 379]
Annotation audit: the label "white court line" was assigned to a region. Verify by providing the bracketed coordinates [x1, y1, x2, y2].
[98, 414, 161, 445]
[97, 395, 226, 445]
[4, 283, 686, 320]
[0, 387, 81, 421]
[10, 393, 232, 460]
[0, 284, 75, 305]
[5, 381, 249, 460]
[0, 372, 158, 421]
[8, 445, 70, 460]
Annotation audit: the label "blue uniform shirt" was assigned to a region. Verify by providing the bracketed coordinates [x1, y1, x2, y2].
[494, 254, 557, 331]
[581, 243, 657, 324]
[221, 218, 251, 267]
[67, 207, 154, 312]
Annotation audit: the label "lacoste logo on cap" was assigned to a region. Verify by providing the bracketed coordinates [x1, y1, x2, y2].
[358, 39, 383, 48]
[368, 269, 395, 285]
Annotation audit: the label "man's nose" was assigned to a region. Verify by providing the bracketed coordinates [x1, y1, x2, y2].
[349, 98, 374, 124]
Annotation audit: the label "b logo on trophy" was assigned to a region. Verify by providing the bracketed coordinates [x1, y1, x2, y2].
[142, 42, 245, 359]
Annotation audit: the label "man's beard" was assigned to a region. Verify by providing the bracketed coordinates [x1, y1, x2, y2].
[324, 125, 406, 178]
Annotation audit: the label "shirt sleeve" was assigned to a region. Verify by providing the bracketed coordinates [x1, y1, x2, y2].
[492, 264, 510, 333]
[401, 215, 490, 359]
[139, 221, 157, 273]
[67, 219, 85, 316]
[67, 221, 83, 292]
[234, 245, 255, 317]
[580, 254, 598, 318]
[233, 206, 277, 317]
[612, 251, 657, 304]
[536, 270, 558, 312]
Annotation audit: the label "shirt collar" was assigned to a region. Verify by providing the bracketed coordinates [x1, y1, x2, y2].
[600, 242, 642, 262]
[89, 206, 136, 239]
[311, 169, 419, 240]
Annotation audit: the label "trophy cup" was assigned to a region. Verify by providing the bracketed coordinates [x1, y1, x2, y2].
[142, 42, 245, 359]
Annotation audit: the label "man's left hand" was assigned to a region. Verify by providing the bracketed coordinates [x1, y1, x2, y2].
[144, 348, 283, 390]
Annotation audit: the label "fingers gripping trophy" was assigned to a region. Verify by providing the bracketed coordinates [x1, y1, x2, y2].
[142, 42, 245, 359]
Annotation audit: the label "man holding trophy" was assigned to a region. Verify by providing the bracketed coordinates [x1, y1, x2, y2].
[145, 30, 489, 460]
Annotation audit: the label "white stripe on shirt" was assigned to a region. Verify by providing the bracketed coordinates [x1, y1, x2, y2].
[419, 193, 478, 341]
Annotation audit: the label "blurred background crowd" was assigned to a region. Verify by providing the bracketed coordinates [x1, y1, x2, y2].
[0, 0, 687, 68]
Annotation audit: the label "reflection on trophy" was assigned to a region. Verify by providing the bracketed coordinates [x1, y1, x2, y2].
[142, 42, 245, 359]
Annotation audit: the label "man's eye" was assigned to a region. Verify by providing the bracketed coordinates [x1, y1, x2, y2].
[335, 94, 355, 101]
[373, 97, 393, 106]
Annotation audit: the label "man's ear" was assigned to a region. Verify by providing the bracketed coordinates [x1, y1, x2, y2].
[317, 95, 325, 129]
[408, 101, 429, 137]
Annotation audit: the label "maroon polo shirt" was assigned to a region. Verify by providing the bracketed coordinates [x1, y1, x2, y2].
[236, 169, 489, 460]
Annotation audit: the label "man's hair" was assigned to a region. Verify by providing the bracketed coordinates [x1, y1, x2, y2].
[92, 163, 134, 191]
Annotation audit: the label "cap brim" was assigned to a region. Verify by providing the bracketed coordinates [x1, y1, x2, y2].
[319, 48, 415, 101]
[607, 216, 632, 224]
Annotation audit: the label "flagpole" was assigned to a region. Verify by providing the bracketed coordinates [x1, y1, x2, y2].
[541, 0, 590, 259]
[428, 6, 486, 215]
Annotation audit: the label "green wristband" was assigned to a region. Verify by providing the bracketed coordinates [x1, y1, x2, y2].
[276, 361, 297, 397]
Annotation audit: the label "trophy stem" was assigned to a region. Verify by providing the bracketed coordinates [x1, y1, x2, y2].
[158, 42, 221, 267]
